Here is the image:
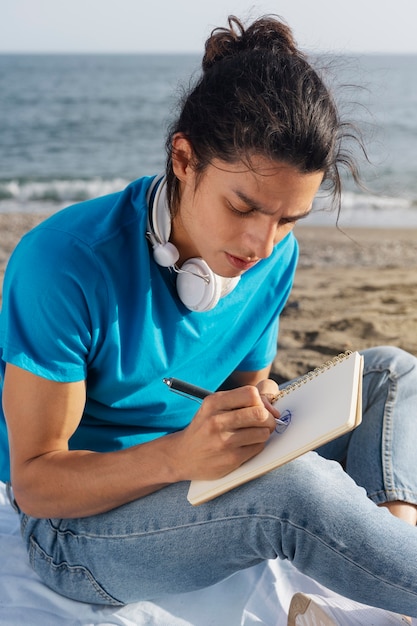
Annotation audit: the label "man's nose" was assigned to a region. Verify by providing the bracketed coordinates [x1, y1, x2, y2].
[246, 222, 279, 259]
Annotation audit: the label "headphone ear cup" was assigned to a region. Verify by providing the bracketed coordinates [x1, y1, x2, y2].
[152, 241, 180, 267]
[177, 259, 222, 312]
[176, 258, 240, 312]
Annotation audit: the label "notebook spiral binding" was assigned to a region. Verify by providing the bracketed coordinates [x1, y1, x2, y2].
[274, 350, 353, 401]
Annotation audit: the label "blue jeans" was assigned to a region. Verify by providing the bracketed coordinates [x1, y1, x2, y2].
[17, 346, 417, 615]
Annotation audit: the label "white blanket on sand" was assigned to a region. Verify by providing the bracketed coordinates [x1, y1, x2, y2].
[0, 481, 409, 625]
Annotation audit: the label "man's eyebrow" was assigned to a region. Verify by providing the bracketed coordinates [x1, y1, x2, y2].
[233, 189, 312, 221]
[234, 190, 265, 212]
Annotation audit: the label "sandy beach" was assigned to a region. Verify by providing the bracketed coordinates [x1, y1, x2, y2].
[274, 225, 417, 383]
[1, 213, 417, 384]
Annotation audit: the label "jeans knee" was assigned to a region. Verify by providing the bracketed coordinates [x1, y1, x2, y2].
[362, 345, 417, 381]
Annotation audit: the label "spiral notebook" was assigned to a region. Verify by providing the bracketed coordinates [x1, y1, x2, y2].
[188, 350, 363, 505]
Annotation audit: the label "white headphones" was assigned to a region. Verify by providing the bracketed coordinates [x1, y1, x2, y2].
[146, 174, 240, 312]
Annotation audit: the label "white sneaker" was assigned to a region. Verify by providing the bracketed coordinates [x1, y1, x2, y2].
[287, 592, 411, 626]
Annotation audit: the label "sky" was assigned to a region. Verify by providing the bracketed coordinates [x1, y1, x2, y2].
[1, 0, 417, 55]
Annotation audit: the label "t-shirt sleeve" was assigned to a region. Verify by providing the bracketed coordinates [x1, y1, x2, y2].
[0, 226, 107, 382]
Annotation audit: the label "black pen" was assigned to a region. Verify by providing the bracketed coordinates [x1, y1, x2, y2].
[163, 377, 212, 401]
[162, 376, 291, 432]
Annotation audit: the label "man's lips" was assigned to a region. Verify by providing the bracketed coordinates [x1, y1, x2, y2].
[225, 252, 259, 271]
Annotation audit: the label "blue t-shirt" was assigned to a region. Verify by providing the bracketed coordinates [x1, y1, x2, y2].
[0, 176, 298, 482]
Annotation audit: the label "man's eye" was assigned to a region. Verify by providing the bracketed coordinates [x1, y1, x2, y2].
[229, 204, 254, 217]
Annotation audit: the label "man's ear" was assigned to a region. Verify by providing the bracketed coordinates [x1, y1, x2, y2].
[171, 133, 195, 182]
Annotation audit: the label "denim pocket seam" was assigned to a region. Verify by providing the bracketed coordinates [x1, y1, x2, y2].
[29, 534, 124, 606]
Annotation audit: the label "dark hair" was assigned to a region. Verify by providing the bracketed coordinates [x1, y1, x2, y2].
[165, 15, 362, 214]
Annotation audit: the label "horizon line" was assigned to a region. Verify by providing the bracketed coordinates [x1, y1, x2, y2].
[1, 49, 417, 56]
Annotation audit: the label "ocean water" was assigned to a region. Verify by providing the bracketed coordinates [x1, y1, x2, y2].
[1, 53, 417, 227]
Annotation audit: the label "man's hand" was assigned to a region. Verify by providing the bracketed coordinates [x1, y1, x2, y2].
[170, 384, 277, 482]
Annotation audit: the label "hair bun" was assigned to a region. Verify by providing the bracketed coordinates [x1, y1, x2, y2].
[202, 15, 300, 72]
